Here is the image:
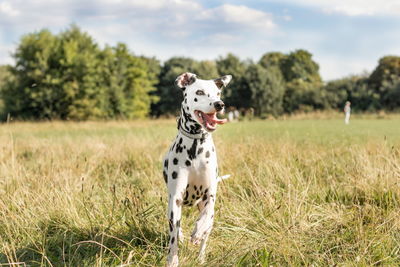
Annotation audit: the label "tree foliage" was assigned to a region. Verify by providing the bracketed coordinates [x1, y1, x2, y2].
[368, 56, 400, 110]
[244, 63, 285, 116]
[1, 26, 158, 120]
[216, 53, 248, 108]
[1, 26, 400, 120]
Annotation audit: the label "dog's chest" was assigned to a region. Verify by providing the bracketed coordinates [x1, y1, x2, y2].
[168, 134, 218, 206]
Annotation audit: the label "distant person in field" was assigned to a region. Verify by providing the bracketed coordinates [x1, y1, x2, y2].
[344, 101, 351, 124]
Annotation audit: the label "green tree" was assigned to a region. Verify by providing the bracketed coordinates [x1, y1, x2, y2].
[2, 29, 60, 119]
[100, 44, 158, 119]
[259, 52, 286, 69]
[281, 49, 322, 83]
[196, 60, 219, 79]
[2, 26, 158, 120]
[278, 50, 323, 112]
[243, 63, 285, 116]
[368, 56, 400, 110]
[321, 75, 376, 111]
[57, 25, 105, 119]
[0, 65, 11, 117]
[216, 53, 248, 108]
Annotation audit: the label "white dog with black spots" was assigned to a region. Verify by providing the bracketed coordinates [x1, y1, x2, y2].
[163, 72, 232, 267]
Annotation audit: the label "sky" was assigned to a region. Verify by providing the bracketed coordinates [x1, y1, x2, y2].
[1, 0, 400, 81]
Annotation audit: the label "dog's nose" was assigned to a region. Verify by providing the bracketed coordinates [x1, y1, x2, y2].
[213, 101, 225, 112]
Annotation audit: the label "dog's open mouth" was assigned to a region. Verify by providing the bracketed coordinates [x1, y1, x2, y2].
[194, 110, 227, 132]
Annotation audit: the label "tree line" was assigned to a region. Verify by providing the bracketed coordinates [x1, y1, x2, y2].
[0, 26, 399, 120]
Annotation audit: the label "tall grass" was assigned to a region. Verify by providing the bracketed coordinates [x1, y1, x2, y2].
[1, 118, 399, 266]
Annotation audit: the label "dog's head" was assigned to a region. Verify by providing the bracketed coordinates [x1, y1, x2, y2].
[175, 72, 232, 132]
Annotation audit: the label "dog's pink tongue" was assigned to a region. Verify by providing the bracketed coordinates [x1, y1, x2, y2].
[204, 113, 227, 125]
[215, 118, 227, 124]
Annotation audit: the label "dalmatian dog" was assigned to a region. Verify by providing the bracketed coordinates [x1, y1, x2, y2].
[163, 72, 232, 267]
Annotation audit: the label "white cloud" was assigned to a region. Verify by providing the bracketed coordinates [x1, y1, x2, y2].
[0, 1, 20, 17]
[0, 44, 14, 64]
[0, 0, 279, 60]
[276, 0, 400, 16]
[198, 4, 275, 30]
[1, 0, 399, 82]
[315, 54, 375, 80]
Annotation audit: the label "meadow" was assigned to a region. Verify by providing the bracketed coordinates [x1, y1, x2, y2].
[1, 116, 400, 266]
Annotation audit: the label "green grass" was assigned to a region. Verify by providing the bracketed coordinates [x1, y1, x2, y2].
[1, 117, 400, 266]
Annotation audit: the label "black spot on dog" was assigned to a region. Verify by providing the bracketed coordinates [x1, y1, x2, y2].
[184, 99, 187, 104]
[200, 185, 203, 191]
[198, 147, 203, 155]
[175, 141, 184, 153]
[207, 94, 210, 97]
[184, 191, 188, 200]
[187, 107, 189, 111]
[205, 151, 210, 158]
[192, 194, 195, 199]
[171, 236, 175, 244]
[173, 158, 178, 165]
[169, 219, 173, 232]
[196, 190, 200, 195]
[194, 185, 197, 190]
[212, 146, 215, 152]
[185, 160, 191, 166]
[187, 139, 198, 160]
[204, 188, 209, 194]
[183, 200, 189, 205]
[202, 194, 208, 201]
[206, 161, 209, 164]
[179, 138, 183, 144]
[164, 159, 168, 168]
[171, 211, 174, 220]
[204, 201, 209, 207]
[194, 98, 197, 102]
[184, 145, 186, 149]
[209, 102, 212, 106]
[163, 171, 167, 183]
[172, 171, 178, 179]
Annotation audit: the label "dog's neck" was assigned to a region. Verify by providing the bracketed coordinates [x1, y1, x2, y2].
[177, 105, 209, 139]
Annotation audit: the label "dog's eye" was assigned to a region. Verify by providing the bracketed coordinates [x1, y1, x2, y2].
[196, 90, 205, 96]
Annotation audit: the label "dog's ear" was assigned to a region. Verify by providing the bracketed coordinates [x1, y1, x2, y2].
[214, 75, 232, 89]
[175, 72, 197, 90]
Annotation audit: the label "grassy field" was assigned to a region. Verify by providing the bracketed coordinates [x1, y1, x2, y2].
[1, 117, 400, 266]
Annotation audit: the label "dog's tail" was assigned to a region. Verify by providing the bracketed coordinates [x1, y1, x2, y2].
[217, 174, 231, 183]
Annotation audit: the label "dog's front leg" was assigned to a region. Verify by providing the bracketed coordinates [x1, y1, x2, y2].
[167, 169, 188, 267]
[191, 182, 217, 263]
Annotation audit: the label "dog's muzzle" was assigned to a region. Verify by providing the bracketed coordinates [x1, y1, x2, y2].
[213, 101, 225, 112]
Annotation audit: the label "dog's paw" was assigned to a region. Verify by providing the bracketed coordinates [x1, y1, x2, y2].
[179, 227, 184, 243]
[190, 216, 212, 245]
[167, 254, 179, 267]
